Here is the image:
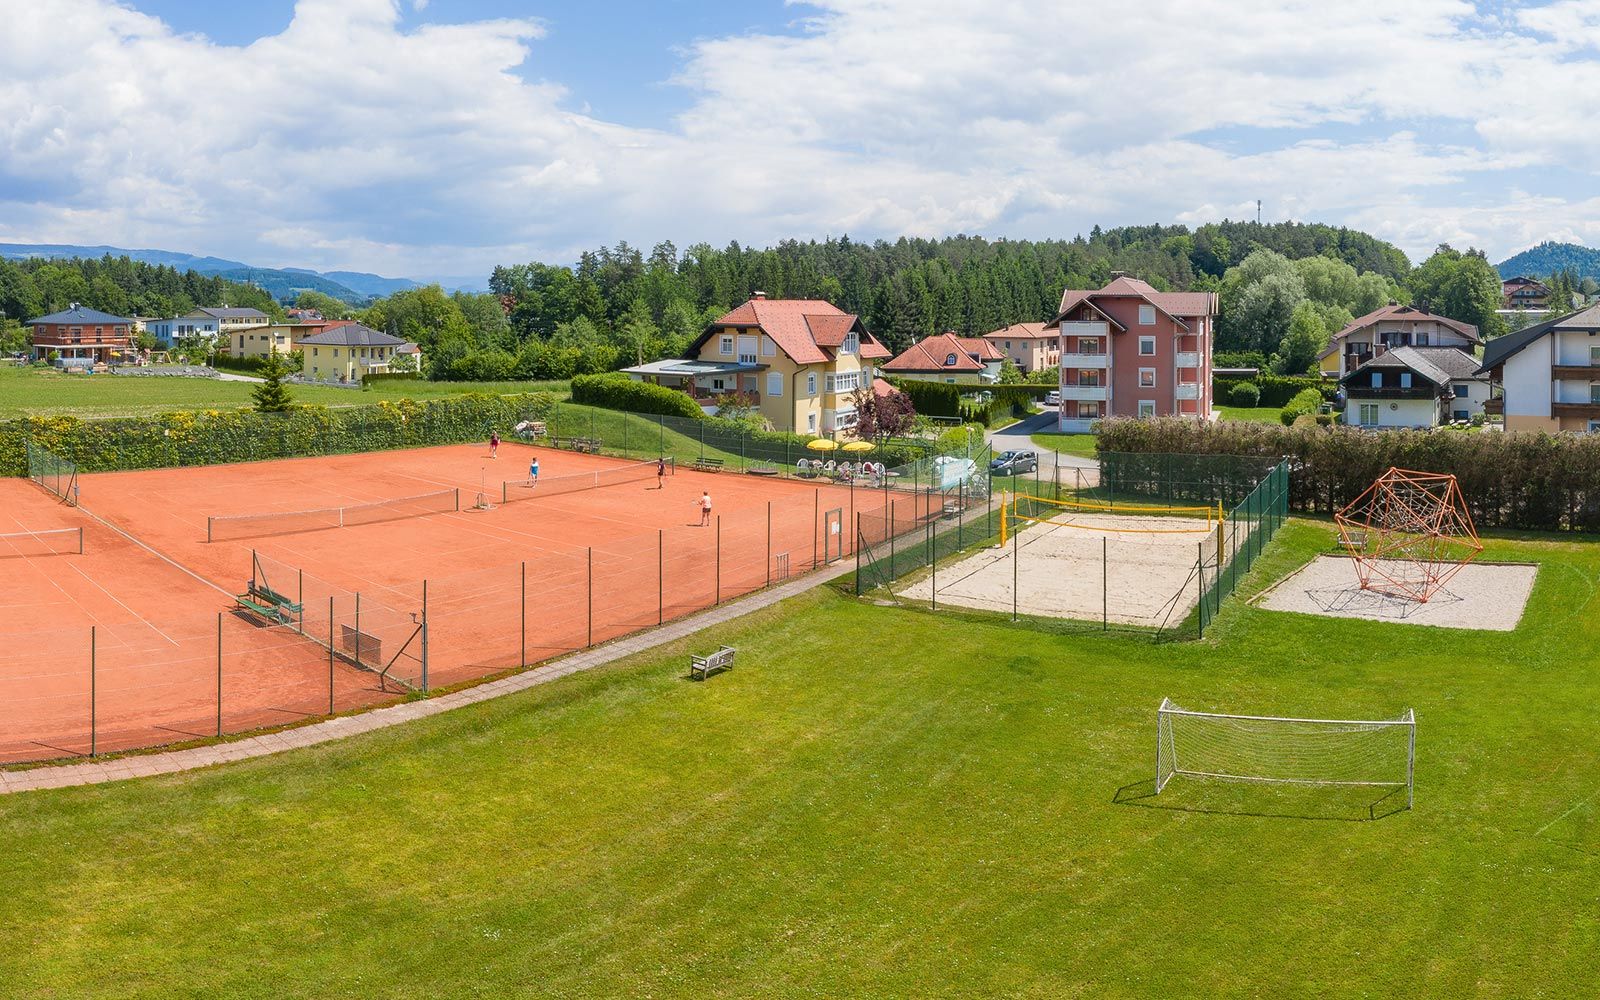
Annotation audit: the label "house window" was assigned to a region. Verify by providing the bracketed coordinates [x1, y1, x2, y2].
[1371, 372, 1382, 388]
[1003, 341, 1011, 349]
[711, 378, 726, 391]
[807, 373, 817, 395]
[1138, 368, 1156, 388]
[824, 374, 836, 394]
[1400, 372, 1412, 389]
[1455, 384, 1470, 398]
[767, 372, 782, 397]
[313, 348, 318, 357]
[737, 335, 758, 364]
[945, 353, 958, 366]
[1137, 400, 1156, 419]
[1589, 420, 1600, 434]
[1138, 305, 1156, 326]
[719, 335, 733, 355]
[1591, 383, 1600, 405]
[807, 412, 817, 432]
[842, 332, 858, 354]
[1359, 403, 1379, 426]
[761, 336, 776, 357]
[1138, 336, 1155, 356]
[1416, 332, 1430, 346]
[1454, 410, 1470, 421]
[1591, 345, 1600, 365]
[945, 378, 956, 383]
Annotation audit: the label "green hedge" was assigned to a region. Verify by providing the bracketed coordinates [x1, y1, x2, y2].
[362, 372, 421, 386]
[959, 386, 1035, 426]
[2, 393, 557, 477]
[1213, 373, 1334, 408]
[1095, 416, 1600, 532]
[209, 354, 267, 375]
[890, 379, 961, 418]
[569, 373, 705, 419]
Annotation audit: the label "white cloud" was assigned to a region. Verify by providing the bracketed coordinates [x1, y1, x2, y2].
[0, 0, 1598, 277]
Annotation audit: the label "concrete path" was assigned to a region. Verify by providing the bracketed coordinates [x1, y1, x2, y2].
[987, 410, 1098, 470]
[0, 562, 850, 795]
[214, 372, 265, 383]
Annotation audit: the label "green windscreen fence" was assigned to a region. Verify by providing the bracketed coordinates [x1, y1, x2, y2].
[1195, 459, 1290, 636]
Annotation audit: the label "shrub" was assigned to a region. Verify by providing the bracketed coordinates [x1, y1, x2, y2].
[1228, 382, 1261, 408]
[1214, 373, 1333, 408]
[1279, 387, 1325, 425]
[569, 373, 704, 419]
[1093, 415, 1600, 532]
[890, 379, 961, 418]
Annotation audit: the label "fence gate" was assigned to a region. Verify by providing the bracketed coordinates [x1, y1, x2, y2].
[824, 508, 844, 563]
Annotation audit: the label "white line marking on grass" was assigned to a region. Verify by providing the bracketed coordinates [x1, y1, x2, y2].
[1534, 786, 1600, 839]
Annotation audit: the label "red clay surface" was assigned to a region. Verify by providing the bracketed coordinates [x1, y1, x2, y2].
[2, 443, 926, 763]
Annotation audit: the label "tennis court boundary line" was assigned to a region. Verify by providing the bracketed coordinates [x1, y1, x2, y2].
[0, 559, 848, 794]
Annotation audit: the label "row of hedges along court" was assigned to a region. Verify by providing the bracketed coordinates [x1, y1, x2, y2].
[1096, 416, 1600, 532]
[1212, 372, 1336, 408]
[1, 393, 558, 477]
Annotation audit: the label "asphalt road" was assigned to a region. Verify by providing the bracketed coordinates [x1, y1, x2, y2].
[985, 409, 1099, 470]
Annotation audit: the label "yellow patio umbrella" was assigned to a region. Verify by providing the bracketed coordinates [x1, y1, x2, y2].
[841, 440, 875, 453]
[806, 438, 839, 452]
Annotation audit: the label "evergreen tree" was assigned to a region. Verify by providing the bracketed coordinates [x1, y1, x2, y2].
[252, 351, 295, 413]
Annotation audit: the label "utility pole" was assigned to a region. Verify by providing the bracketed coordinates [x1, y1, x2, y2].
[1257, 199, 1262, 225]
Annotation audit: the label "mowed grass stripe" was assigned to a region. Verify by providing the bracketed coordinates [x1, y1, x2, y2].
[1, 521, 1598, 997]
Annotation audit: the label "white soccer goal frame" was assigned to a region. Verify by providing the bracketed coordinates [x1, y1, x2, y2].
[1156, 698, 1415, 809]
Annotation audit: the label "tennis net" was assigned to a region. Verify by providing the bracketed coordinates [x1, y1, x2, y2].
[208, 488, 460, 542]
[502, 456, 674, 503]
[0, 526, 84, 557]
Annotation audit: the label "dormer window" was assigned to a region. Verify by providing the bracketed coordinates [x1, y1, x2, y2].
[842, 332, 858, 354]
[945, 353, 958, 366]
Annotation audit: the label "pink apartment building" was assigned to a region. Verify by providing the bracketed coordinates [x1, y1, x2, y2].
[1045, 274, 1217, 431]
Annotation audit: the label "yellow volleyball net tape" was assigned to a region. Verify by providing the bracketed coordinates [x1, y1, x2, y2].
[1001, 493, 1223, 544]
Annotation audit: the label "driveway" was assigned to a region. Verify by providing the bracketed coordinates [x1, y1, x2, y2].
[986, 410, 1098, 470]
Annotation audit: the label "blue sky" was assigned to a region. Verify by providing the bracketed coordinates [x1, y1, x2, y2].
[3, 0, 1599, 281]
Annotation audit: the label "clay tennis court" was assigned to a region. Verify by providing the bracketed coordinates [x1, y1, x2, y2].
[2, 442, 913, 763]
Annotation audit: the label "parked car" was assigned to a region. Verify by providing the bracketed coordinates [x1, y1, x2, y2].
[989, 450, 1038, 476]
[1045, 390, 1061, 405]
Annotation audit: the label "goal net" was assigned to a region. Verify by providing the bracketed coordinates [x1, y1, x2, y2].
[1156, 698, 1415, 807]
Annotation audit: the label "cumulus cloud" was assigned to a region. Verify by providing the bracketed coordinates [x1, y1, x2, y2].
[0, 0, 1596, 276]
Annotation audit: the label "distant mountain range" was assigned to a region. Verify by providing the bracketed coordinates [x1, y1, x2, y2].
[1496, 241, 1600, 281]
[0, 243, 487, 304]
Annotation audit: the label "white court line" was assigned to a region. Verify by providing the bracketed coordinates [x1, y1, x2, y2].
[64, 562, 180, 646]
[1534, 786, 1600, 839]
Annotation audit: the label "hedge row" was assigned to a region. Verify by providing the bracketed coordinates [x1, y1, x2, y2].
[959, 386, 1035, 426]
[2, 393, 558, 477]
[209, 353, 270, 375]
[890, 379, 962, 418]
[362, 372, 422, 385]
[570, 373, 705, 419]
[1213, 373, 1335, 408]
[1096, 416, 1600, 532]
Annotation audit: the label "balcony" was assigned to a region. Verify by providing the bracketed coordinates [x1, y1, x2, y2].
[1553, 402, 1600, 419]
[1059, 352, 1109, 368]
[1552, 364, 1600, 379]
[1058, 384, 1109, 402]
[1175, 352, 1200, 369]
[1175, 383, 1200, 400]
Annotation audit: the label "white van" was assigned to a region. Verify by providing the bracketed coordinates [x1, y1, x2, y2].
[1045, 389, 1061, 406]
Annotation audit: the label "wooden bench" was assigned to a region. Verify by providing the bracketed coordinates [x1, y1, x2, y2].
[690, 645, 736, 681]
[236, 594, 291, 626]
[249, 581, 303, 616]
[692, 457, 725, 473]
[552, 435, 602, 453]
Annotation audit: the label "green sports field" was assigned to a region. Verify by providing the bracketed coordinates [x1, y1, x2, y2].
[0, 363, 570, 418]
[2, 520, 1597, 997]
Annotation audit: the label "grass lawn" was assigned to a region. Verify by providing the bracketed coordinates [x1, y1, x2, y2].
[0, 363, 570, 418]
[1215, 404, 1285, 423]
[2, 521, 1598, 996]
[1029, 430, 1097, 458]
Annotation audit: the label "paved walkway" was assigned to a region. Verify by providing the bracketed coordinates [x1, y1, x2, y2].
[0, 563, 850, 795]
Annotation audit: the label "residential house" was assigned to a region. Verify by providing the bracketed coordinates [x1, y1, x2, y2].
[1501, 276, 1552, 312]
[1477, 304, 1600, 432]
[231, 319, 344, 359]
[298, 323, 406, 382]
[623, 293, 892, 436]
[25, 303, 135, 366]
[881, 332, 1005, 385]
[1341, 347, 1487, 429]
[396, 341, 424, 373]
[1044, 274, 1216, 432]
[982, 322, 1059, 373]
[147, 306, 271, 348]
[1318, 304, 1480, 378]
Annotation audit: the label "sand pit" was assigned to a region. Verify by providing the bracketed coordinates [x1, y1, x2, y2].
[899, 512, 1229, 626]
[1255, 555, 1537, 631]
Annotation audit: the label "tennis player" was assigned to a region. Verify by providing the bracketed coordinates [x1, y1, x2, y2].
[656, 457, 666, 489]
[530, 455, 540, 486]
[489, 431, 500, 458]
[698, 490, 712, 526]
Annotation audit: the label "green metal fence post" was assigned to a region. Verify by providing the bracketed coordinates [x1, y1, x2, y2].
[520, 561, 527, 669]
[587, 547, 593, 647]
[89, 625, 97, 757]
[216, 612, 223, 736]
[328, 597, 335, 714]
[421, 580, 429, 693]
[658, 529, 664, 625]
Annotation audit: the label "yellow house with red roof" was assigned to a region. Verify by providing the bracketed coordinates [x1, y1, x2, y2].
[625, 293, 892, 435]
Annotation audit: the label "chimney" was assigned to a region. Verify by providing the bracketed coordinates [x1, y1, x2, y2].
[1387, 300, 1398, 307]
[1110, 271, 1127, 280]
[752, 290, 767, 300]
